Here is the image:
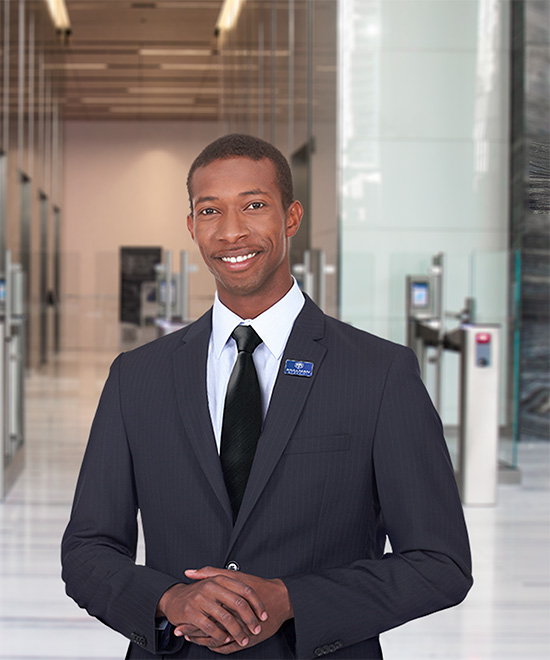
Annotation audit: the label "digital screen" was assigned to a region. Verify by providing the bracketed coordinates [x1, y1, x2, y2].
[411, 281, 430, 308]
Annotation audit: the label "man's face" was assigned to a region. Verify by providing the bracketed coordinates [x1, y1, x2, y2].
[187, 157, 302, 316]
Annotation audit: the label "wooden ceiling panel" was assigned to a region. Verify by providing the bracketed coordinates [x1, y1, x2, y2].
[62, 0, 223, 120]
[56, 1, 336, 123]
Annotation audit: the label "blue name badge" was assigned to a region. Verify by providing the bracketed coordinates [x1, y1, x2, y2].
[284, 360, 314, 377]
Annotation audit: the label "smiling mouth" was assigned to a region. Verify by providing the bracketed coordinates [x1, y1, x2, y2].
[220, 252, 257, 264]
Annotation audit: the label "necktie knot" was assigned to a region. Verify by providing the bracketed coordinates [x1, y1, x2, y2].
[232, 325, 262, 354]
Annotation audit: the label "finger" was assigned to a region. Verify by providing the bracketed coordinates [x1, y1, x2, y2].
[211, 576, 267, 627]
[173, 623, 207, 638]
[210, 576, 267, 635]
[196, 597, 252, 647]
[185, 566, 220, 579]
[181, 609, 238, 647]
[170, 578, 259, 645]
[186, 570, 267, 632]
[183, 632, 232, 647]
[185, 567, 268, 622]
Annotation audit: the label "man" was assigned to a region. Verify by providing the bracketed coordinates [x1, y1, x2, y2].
[62, 134, 472, 659]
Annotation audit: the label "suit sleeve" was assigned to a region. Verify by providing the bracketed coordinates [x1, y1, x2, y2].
[61, 355, 184, 656]
[282, 347, 473, 659]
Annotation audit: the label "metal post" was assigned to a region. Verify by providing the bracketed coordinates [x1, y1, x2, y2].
[164, 250, 172, 322]
[430, 253, 444, 412]
[302, 250, 314, 299]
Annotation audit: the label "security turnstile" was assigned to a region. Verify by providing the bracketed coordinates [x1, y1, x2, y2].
[445, 324, 501, 506]
[406, 253, 505, 506]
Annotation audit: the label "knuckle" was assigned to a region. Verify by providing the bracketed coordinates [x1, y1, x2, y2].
[203, 620, 216, 634]
[220, 610, 232, 623]
[234, 596, 245, 609]
[180, 603, 193, 618]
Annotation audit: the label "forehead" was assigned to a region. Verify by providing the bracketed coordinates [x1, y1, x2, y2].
[190, 157, 279, 200]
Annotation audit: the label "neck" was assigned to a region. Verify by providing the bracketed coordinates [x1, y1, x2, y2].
[218, 281, 293, 320]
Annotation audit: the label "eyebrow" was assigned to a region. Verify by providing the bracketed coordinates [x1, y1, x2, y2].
[195, 189, 271, 205]
[239, 188, 270, 197]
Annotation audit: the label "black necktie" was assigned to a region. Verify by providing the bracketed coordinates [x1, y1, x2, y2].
[220, 325, 263, 520]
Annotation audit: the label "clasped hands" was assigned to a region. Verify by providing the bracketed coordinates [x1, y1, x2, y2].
[157, 566, 293, 654]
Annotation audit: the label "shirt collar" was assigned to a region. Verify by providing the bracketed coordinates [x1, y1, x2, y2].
[211, 279, 305, 360]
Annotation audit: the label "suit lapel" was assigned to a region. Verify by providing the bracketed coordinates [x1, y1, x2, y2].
[228, 298, 327, 548]
[172, 309, 233, 521]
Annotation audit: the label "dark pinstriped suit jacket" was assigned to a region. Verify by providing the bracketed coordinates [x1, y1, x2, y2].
[62, 296, 472, 659]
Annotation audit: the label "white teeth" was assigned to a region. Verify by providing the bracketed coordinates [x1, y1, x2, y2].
[221, 252, 257, 264]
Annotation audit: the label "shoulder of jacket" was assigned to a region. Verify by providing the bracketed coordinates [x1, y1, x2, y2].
[323, 314, 407, 354]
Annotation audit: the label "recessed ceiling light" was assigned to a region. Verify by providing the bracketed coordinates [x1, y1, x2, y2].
[126, 87, 272, 97]
[225, 49, 289, 57]
[156, 2, 220, 7]
[216, 0, 245, 32]
[81, 97, 195, 105]
[160, 63, 223, 71]
[44, 63, 108, 70]
[161, 63, 256, 71]
[44, 0, 71, 31]
[127, 87, 219, 94]
[139, 49, 212, 57]
[108, 106, 217, 114]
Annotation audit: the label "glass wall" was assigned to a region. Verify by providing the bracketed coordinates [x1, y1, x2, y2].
[0, 0, 66, 497]
[337, 0, 513, 437]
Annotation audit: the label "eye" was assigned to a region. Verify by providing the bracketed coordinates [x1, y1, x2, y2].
[198, 207, 217, 216]
[247, 201, 265, 210]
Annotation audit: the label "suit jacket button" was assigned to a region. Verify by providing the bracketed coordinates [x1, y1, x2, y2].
[131, 633, 147, 647]
[334, 640, 343, 650]
[225, 561, 240, 571]
[314, 648, 324, 657]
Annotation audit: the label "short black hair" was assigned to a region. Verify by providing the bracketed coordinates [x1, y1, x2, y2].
[187, 133, 294, 211]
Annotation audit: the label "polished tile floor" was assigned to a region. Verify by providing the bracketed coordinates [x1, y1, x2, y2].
[1, 350, 549, 659]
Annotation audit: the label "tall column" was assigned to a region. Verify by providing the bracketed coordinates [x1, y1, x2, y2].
[510, 1, 550, 441]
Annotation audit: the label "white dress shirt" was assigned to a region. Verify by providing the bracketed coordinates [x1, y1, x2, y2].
[207, 280, 305, 453]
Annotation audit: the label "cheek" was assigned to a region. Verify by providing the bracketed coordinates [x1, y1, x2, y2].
[193, 225, 212, 248]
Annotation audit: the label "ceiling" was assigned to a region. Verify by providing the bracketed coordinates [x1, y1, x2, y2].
[60, 0, 226, 121]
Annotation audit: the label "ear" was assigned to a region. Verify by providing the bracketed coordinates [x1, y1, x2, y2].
[285, 201, 303, 238]
[186, 213, 195, 241]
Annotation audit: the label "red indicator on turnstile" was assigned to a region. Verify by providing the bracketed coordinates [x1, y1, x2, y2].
[475, 332, 491, 366]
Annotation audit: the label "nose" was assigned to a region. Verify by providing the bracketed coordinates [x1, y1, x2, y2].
[218, 207, 249, 243]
